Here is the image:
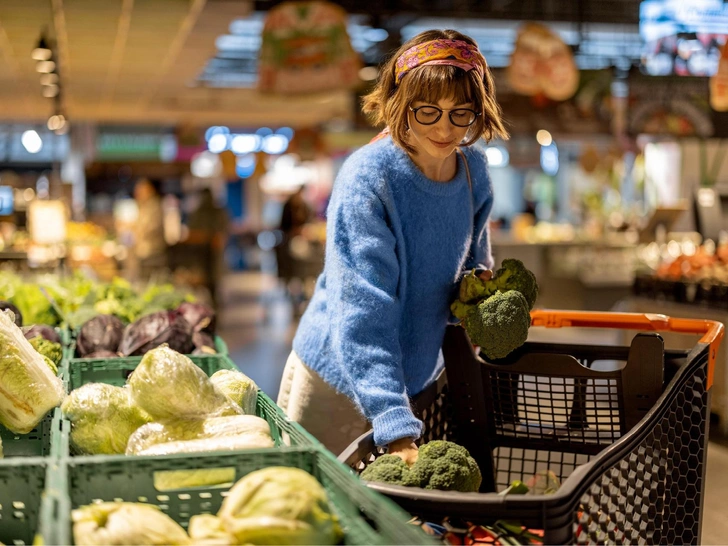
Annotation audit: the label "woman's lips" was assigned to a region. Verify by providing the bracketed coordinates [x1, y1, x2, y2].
[429, 138, 454, 148]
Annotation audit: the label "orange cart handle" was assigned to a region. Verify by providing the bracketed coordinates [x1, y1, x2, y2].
[530, 310, 725, 388]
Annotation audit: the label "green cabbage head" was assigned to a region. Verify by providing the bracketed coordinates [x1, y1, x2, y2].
[210, 369, 258, 414]
[61, 383, 152, 455]
[218, 467, 343, 545]
[128, 346, 242, 421]
[72, 502, 190, 545]
[0, 310, 65, 433]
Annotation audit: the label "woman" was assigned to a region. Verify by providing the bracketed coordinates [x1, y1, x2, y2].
[132, 178, 167, 280]
[277, 29, 508, 462]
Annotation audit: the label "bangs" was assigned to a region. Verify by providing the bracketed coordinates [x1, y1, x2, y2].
[401, 65, 477, 106]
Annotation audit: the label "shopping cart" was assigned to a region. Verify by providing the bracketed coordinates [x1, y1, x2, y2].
[340, 310, 724, 545]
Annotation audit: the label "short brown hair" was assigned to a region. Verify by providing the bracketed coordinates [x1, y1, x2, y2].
[362, 29, 509, 154]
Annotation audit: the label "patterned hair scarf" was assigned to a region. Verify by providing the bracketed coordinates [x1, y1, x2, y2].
[394, 39, 486, 85]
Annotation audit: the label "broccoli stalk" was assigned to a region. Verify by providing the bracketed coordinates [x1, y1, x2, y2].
[360, 441, 482, 493]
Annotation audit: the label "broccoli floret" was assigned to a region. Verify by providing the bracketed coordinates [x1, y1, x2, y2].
[360, 454, 410, 486]
[450, 300, 476, 321]
[403, 440, 482, 492]
[488, 258, 539, 310]
[29, 336, 63, 367]
[459, 269, 490, 303]
[463, 290, 530, 360]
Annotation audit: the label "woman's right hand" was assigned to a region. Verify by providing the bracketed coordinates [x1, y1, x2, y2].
[388, 438, 419, 466]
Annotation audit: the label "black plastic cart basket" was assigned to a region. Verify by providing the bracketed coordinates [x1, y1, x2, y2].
[340, 310, 724, 545]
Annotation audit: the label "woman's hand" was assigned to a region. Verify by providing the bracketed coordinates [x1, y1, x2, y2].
[388, 438, 419, 466]
[476, 268, 493, 282]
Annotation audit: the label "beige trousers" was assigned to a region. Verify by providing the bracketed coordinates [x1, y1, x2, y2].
[277, 351, 370, 456]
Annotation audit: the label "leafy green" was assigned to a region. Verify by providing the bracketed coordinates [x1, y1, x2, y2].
[128, 346, 242, 421]
[218, 467, 343, 545]
[61, 383, 151, 455]
[0, 310, 65, 433]
[29, 336, 62, 367]
[210, 369, 258, 414]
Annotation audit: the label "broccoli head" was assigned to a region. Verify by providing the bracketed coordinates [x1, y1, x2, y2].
[489, 258, 539, 310]
[360, 454, 411, 486]
[29, 336, 63, 367]
[463, 290, 530, 360]
[404, 440, 482, 492]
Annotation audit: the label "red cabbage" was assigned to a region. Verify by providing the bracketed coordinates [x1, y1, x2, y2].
[177, 302, 216, 334]
[118, 310, 194, 356]
[77, 315, 124, 357]
[22, 324, 61, 344]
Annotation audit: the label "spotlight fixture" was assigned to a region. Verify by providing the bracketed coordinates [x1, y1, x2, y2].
[42, 84, 59, 98]
[47, 114, 66, 131]
[40, 73, 59, 86]
[36, 60, 56, 73]
[31, 35, 52, 61]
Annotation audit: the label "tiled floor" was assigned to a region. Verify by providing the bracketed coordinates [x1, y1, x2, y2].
[219, 271, 728, 544]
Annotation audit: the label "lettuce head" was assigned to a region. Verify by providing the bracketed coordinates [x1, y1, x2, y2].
[210, 369, 258, 414]
[61, 383, 151, 455]
[128, 345, 241, 421]
[0, 310, 65, 433]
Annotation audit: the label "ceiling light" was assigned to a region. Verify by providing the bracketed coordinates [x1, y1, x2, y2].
[261, 134, 289, 155]
[21, 130, 43, 154]
[231, 134, 261, 155]
[42, 85, 59, 98]
[207, 133, 228, 153]
[31, 36, 52, 61]
[358, 66, 379, 81]
[36, 60, 56, 73]
[40, 73, 59, 85]
[536, 130, 553, 147]
[48, 114, 66, 131]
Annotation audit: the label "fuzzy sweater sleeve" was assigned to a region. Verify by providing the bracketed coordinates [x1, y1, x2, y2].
[325, 169, 423, 447]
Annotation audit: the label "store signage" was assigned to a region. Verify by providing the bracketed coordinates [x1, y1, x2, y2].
[95, 133, 177, 162]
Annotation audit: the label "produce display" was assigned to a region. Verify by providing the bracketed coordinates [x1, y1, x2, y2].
[0, 271, 194, 328]
[450, 259, 539, 359]
[73, 467, 343, 545]
[62, 346, 262, 457]
[360, 440, 482, 493]
[0, 310, 65, 434]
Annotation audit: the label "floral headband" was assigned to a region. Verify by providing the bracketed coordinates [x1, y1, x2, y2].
[394, 39, 486, 85]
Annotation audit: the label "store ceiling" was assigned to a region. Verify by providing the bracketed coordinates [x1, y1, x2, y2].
[0, 0, 643, 128]
[0, 0, 355, 128]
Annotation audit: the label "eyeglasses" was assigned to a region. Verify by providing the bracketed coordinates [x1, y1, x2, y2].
[409, 105, 481, 127]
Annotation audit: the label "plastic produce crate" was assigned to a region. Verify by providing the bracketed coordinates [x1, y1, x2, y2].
[340, 310, 724, 545]
[0, 408, 61, 459]
[64, 354, 322, 451]
[52, 446, 432, 545]
[0, 457, 49, 545]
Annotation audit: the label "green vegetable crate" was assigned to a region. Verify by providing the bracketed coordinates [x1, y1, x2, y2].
[64, 353, 321, 450]
[0, 457, 50, 545]
[44, 446, 430, 545]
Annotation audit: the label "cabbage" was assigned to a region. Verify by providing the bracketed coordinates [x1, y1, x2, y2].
[193, 331, 216, 352]
[218, 467, 342, 545]
[177, 302, 216, 334]
[29, 336, 63, 367]
[0, 302, 23, 326]
[126, 415, 271, 455]
[0, 310, 65, 433]
[61, 383, 152, 455]
[210, 370, 258, 415]
[118, 310, 194, 356]
[188, 515, 236, 545]
[72, 502, 190, 545]
[76, 315, 124, 357]
[135, 433, 274, 456]
[22, 324, 61, 343]
[128, 345, 241, 421]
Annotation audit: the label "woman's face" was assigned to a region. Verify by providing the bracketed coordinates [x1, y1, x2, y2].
[407, 96, 473, 163]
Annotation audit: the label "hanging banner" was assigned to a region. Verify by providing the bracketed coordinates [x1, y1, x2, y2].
[258, 1, 361, 95]
[711, 42, 728, 111]
[506, 22, 579, 101]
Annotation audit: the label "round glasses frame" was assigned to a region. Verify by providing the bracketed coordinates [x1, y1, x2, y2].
[409, 105, 481, 127]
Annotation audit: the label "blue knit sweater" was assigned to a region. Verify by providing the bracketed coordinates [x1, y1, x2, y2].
[292, 136, 494, 447]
